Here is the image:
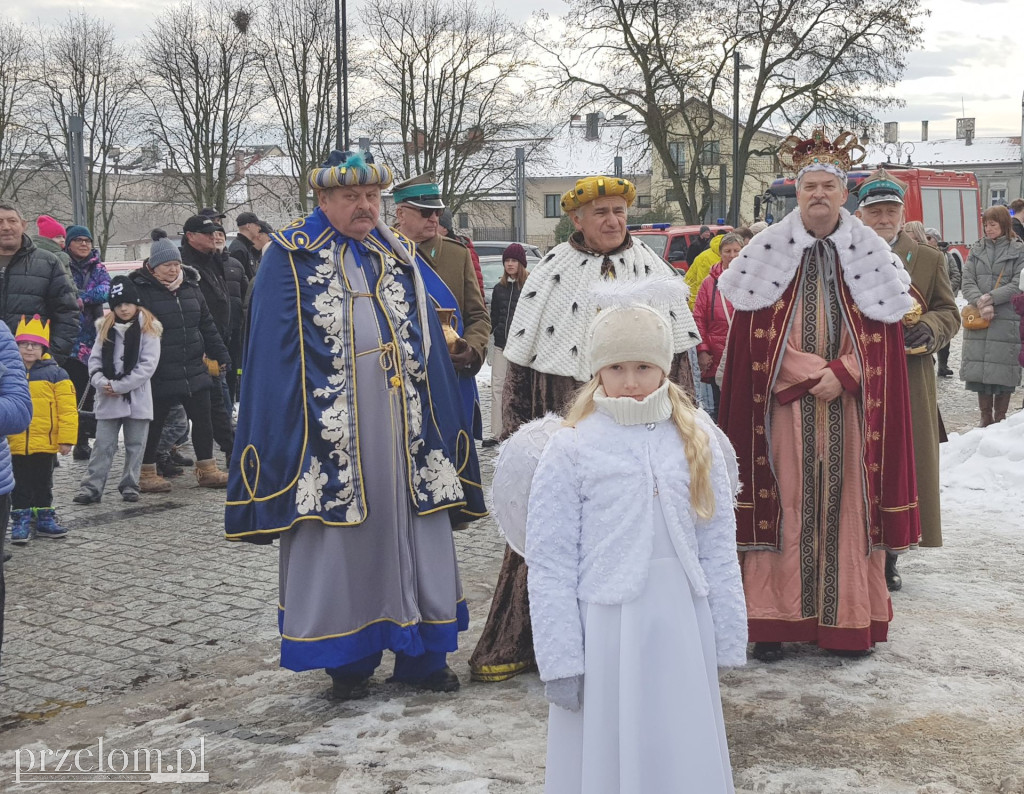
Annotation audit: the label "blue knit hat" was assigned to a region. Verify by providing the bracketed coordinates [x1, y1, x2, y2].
[65, 225, 92, 242]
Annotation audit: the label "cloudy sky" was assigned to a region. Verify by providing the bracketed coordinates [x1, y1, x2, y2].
[13, 0, 1024, 140]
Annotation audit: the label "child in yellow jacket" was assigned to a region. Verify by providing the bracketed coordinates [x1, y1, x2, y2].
[8, 315, 77, 543]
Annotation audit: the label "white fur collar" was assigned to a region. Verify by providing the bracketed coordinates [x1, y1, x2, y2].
[503, 239, 701, 380]
[718, 208, 913, 323]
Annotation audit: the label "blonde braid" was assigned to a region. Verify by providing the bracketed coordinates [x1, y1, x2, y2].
[667, 383, 715, 519]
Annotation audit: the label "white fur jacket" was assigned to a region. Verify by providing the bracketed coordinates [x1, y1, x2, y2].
[524, 409, 748, 682]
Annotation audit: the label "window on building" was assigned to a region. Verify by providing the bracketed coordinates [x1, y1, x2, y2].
[991, 187, 1007, 206]
[544, 194, 561, 218]
[663, 141, 686, 177]
[636, 194, 652, 209]
[705, 193, 725, 223]
[665, 189, 684, 203]
[700, 141, 720, 167]
[458, 212, 468, 228]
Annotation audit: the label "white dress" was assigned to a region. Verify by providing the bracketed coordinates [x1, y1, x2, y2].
[544, 496, 736, 794]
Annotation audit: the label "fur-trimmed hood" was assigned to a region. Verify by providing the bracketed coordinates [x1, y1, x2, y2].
[719, 208, 913, 323]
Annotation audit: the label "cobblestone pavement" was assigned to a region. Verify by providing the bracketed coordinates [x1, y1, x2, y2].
[0, 332, 1020, 792]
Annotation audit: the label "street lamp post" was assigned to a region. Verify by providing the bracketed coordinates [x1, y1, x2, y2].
[730, 52, 753, 227]
[334, 0, 350, 151]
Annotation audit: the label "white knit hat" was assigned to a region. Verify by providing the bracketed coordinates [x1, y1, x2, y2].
[586, 276, 688, 376]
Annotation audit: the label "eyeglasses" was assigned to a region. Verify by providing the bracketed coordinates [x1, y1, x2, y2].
[417, 208, 443, 219]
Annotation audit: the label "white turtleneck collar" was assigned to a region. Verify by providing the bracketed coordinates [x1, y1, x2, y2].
[593, 380, 672, 426]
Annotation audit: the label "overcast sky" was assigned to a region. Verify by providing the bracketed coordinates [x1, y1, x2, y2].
[13, 0, 1024, 140]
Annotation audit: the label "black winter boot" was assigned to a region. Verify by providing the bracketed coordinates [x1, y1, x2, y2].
[885, 552, 902, 592]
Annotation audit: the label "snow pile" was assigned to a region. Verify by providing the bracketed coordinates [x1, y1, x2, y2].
[940, 409, 1024, 516]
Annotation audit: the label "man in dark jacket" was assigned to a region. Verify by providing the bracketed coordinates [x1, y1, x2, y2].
[685, 225, 712, 266]
[212, 226, 248, 404]
[230, 212, 264, 281]
[0, 204, 79, 364]
[180, 214, 235, 460]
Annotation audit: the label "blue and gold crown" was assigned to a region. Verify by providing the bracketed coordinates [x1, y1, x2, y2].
[308, 150, 393, 191]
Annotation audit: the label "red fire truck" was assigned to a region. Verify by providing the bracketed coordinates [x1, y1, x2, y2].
[763, 165, 982, 268]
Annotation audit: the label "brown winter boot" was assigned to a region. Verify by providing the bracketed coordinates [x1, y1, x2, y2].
[195, 459, 229, 488]
[993, 393, 1011, 423]
[978, 394, 994, 427]
[139, 463, 173, 493]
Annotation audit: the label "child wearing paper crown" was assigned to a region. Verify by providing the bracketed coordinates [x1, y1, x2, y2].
[8, 315, 78, 544]
[516, 277, 747, 793]
[74, 276, 162, 505]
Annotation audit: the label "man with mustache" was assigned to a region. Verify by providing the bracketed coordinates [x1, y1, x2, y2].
[855, 170, 959, 589]
[718, 131, 920, 662]
[225, 150, 485, 699]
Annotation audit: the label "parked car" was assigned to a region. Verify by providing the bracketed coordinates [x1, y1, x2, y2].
[628, 223, 732, 271]
[472, 241, 543, 260]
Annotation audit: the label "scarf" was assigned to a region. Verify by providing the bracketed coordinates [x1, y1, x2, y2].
[102, 318, 141, 387]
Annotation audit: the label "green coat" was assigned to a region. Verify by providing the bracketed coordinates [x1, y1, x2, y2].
[892, 232, 960, 547]
[960, 237, 1024, 388]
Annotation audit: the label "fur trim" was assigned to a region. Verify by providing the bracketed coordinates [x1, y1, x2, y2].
[504, 240, 700, 380]
[589, 274, 689, 312]
[719, 208, 913, 323]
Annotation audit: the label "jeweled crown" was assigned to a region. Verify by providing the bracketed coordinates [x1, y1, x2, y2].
[778, 129, 866, 176]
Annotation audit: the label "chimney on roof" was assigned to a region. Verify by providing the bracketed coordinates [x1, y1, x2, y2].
[921, 121, 928, 142]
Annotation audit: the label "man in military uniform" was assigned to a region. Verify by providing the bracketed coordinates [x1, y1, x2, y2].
[393, 173, 490, 378]
[855, 169, 960, 589]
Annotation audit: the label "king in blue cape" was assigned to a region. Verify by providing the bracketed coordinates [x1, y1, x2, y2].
[225, 150, 486, 695]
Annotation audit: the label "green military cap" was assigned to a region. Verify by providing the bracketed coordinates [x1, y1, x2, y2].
[392, 172, 446, 209]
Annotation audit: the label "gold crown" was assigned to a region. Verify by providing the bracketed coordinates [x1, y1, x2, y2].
[561, 175, 636, 213]
[778, 129, 866, 176]
[14, 314, 50, 347]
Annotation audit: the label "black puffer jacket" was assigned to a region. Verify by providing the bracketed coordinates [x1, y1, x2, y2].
[229, 235, 260, 281]
[129, 265, 229, 398]
[490, 280, 523, 349]
[219, 251, 248, 338]
[1, 235, 80, 362]
[181, 239, 231, 341]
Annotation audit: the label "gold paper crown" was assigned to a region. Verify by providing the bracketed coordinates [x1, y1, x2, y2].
[778, 129, 866, 177]
[561, 175, 636, 213]
[15, 314, 50, 347]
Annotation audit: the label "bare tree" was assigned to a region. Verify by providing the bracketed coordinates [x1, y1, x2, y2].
[358, 0, 550, 214]
[539, 0, 924, 223]
[142, 0, 260, 213]
[0, 20, 38, 200]
[255, 0, 338, 213]
[35, 13, 143, 255]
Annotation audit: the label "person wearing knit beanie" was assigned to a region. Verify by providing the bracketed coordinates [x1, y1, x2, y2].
[147, 239, 181, 270]
[65, 225, 92, 244]
[36, 215, 67, 244]
[502, 243, 527, 270]
[107, 274, 142, 310]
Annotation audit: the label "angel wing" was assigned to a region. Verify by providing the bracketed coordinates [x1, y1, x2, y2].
[490, 413, 564, 557]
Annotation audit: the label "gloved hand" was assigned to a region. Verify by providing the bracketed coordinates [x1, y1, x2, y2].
[544, 675, 583, 712]
[449, 342, 482, 376]
[903, 323, 934, 349]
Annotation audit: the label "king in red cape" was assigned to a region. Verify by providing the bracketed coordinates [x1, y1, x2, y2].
[718, 130, 920, 661]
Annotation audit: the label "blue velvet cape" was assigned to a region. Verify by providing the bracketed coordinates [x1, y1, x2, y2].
[225, 208, 486, 543]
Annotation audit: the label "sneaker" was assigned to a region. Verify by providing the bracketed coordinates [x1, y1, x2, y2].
[73, 492, 101, 505]
[72, 443, 92, 461]
[35, 508, 68, 538]
[121, 492, 140, 503]
[10, 509, 32, 545]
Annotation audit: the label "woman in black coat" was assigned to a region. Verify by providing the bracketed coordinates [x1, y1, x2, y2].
[484, 244, 528, 446]
[130, 239, 231, 489]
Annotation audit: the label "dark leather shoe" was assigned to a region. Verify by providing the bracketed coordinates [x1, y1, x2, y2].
[72, 443, 91, 460]
[73, 492, 101, 505]
[752, 642, 784, 662]
[481, 438, 498, 448]
[328, 674, 370, 701]
[885, 552, 902, 592]
[3, 549, 11, 562]
[169, 447, 194, 466]
[157, 456, 184, 477]
[938, 368, 953, 377]
[389, 666, 461, 692]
